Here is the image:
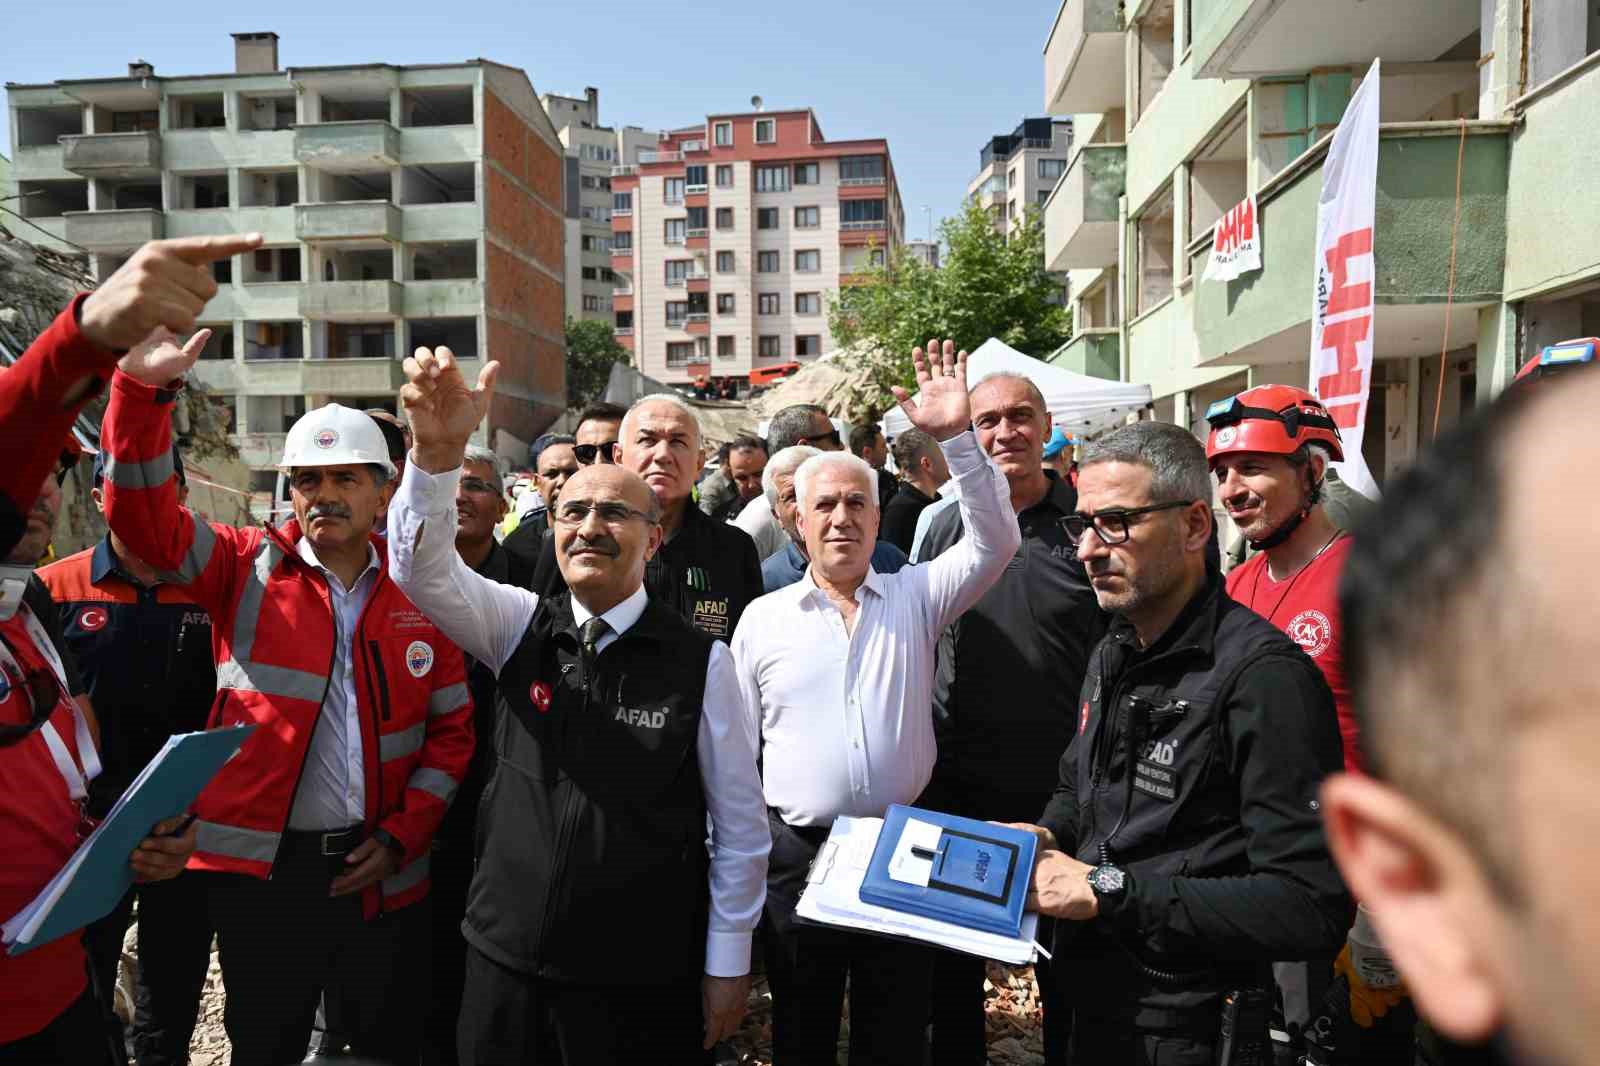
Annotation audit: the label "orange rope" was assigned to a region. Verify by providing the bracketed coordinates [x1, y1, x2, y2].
[1432, 118, 1468, 439]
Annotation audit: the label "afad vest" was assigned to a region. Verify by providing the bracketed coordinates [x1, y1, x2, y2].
[464, 593, 714, 984]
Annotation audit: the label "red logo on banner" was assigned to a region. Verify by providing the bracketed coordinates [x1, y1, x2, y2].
[77, 607, 109, 632]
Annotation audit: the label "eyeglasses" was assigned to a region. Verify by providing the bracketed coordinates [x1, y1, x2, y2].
[459, 477, 501, 496]
[573, 442, 617, 466]
[553, 500, 655, 527]
[799, 429, 842, 448]
[1060, 500, 1196, 546]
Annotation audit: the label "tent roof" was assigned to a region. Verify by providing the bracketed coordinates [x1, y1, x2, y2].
[880, 337, 1152, 438]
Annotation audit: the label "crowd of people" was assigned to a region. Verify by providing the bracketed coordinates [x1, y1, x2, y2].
[0, 233, 1588, 1066]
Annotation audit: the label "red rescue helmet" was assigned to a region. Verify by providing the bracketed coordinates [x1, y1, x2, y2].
[1204, 385, 1345, 466]
[1511, 337, 1598, 391]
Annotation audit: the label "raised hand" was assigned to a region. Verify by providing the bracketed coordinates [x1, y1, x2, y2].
[890, 338, 971, 442]
[118, 327, 212, 387]
[81, 234, 263, 352]
[400, 346, 501, 474]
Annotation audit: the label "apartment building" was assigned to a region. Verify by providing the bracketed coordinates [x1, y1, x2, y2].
[904, 239, 941, 269]
[1042, 0, 1600, 487]
[6, 32, 566, 481]
[539, 87, 654, 324]
[609, 108, 903, 391]
[967, 117, 1074, 237]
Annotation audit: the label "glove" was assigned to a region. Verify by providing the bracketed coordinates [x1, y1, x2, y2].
[1332, 942, 1408, 1028]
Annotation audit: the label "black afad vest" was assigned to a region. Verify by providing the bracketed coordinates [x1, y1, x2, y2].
[463, 592, 715, 983]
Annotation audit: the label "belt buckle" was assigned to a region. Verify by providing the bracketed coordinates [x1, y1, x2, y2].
[321, 830, 348, 856]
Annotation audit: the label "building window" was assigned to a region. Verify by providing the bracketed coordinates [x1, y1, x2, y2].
[686, 206, 708, 231]
[838, 155, 886, 182]
[666, 260, 690, 285]
[716, 250, 735, 273]
[582, 266, 597, 281]
[1135, 183, 1176, 315]
[1136, 0, 1176, 124]
[758, 293, 780, 315]
[664, 177, 685, 204]
[794, 250, 821, 273]
[613, 191, 632, 213]
[665, 219, 686, 244]
[796, 335, 821, 357]
[615, 311, 633, 330]
[580, 235, 612, 252]
[666, 301, 688, 327]
[794, 206, 820, 228]
[1037, 189, 1052, 206]
[716, 207, 734, 230]
[686, 165, 708, 189]
[716, 164, 734, 188]
[755, 118, 776, 143]
[759, 335, 781, 358]
[755, 165, 790, 193]
[794, 162, 819, 185]
[795, 292, 820, 315]
[840, 199, 886, 226]
[612, 231, 633, 252]
[757, 250, 780, 273]
[667, 341, 695, 365]
[870, 248, 886, 267]
[716, 293, 736, 314]
[714, 121, 733, 147]
[757, 207, 780, 230]
[1039, 158, 1067, 181]
[583, 295, 607, 312]
[717, 335, 736, 359]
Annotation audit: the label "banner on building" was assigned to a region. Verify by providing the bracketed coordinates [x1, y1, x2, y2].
[1309, 58, 1382, 500]
[1202, 195, 1261, 282]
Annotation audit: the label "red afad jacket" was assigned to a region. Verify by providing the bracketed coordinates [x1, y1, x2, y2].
[101, 370, 473, 918]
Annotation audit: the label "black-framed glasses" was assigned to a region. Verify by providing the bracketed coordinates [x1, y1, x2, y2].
[800, 429, 842, 448]
[573, 442, 617, 466]
[553, 500, 655, 527]
[1060, 500, 1196, 546]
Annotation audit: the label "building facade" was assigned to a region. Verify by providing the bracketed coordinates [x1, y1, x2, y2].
[966, 117, 1073, 307]
[7, 32, 567, 479]
[903, 239, 941, 269]
[1042, 0, 1600, 488]
[539, 87, 654, 325]
[609, 108, 903, 391]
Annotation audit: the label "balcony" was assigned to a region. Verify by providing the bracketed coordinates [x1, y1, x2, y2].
[299, 281, 404, 321]
[59, 132, 161, 178]
[686, 276, 710, 294]
[639, 150, 683, 164]
[295, 201, 401, 243]
[1043, 0, 1125, 115]
[611, 165, 639, 177]
[1047, 328, 1120, 380]
[686, 184, 708, 194]
[1045, 144, 1125, 271]
[303, 358, 403, 394]
[686, 227, 709, 239]
[1190, 122, 1511, 368]
[680, 140, 706, 153]
[614, 327, 633, 337]
[613, 207, 632, 217]
[685, 313, 710, 335]
[1192, 0, 1480, 80]
[841, 221, 886, 231]
[63, 208, 163, 250]
[294, 121, 401, 172]
[235, 432, 289, 469]
[839, 177, 885, 187]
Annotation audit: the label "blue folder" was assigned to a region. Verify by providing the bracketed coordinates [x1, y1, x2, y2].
[859, 804, 1037, 939]
[4, 726, 255, 956]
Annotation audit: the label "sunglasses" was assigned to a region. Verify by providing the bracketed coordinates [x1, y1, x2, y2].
[1060, 500, 1196, 547]
[573, 442, 618, 466]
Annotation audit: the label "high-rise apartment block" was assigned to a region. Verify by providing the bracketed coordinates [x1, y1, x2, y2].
[6, 32, 567, 476]
[609, 109, 904, 391]
[967, 117, 1074, 238]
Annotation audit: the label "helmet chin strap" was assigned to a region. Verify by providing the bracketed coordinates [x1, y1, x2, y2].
[1247, 477, 1325, 552]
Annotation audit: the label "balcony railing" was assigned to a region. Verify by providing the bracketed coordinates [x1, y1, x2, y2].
[614, 327, 633, 337]
[686, 183, 708, 194]
[666, 317, 688, 329]
[841, 220, 887, 230]
[840, 176, 885, 187]
[686, 312, 709, 324]
[687, 269, 709, 281]
[640, 150, 683, 164]
[665, 234, 686, 245]
[686, 227, 708, 239]
[612, 164, 639, 176]
[613, 207, 632, 217]
[680, 140, 706, 153]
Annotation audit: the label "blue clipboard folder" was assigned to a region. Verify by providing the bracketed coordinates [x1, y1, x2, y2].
[3, 725, 255, 956]
[859, 804, 1037, 939]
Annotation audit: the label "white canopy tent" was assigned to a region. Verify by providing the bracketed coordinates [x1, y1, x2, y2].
[880, 337, 1152, 439]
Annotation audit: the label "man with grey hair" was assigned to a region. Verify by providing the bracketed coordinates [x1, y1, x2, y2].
[736, 404, 843, 561]
[1011, 419, 1352, 1063]
[733, 341, 1020, 1064]
[757, 445, 908, 593]
[881, 428, 949, 553]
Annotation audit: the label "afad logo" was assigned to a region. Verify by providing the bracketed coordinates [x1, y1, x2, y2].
[404, 640, 434, 678]
[529, 681, 553, 713]
[314, 428, 340, 450]
[77, 607, 109, 632]
[1287, 609, 1333, 659]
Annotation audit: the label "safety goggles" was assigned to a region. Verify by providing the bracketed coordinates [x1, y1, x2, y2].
[573, 442, 617, 466]
[1204, 396, 1340, 439]
[1060, 500, 1196, 547]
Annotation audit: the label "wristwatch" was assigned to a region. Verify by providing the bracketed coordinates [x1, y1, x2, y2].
[1087, 862, 1127, 901]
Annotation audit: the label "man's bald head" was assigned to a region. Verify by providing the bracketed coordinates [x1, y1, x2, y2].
[550, 464, 663, 613]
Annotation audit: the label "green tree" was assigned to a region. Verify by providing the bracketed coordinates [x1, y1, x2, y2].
[827, 202, 1071, 418]
[564, 317, 630, 410]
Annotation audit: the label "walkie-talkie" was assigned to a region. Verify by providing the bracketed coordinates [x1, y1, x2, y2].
[1216, 988, 1272, 1066]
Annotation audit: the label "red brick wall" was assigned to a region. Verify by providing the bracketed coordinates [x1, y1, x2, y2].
[482, 88, 566, 445]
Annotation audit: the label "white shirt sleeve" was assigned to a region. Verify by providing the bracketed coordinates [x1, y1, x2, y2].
[699, 639, 771, 977]
[386, 461, 538, 674]
[919, 431, 1022, 629]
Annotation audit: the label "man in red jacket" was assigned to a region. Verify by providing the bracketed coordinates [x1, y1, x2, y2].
[1, 233, 255, 1064]
[101, 328, 474, 1066]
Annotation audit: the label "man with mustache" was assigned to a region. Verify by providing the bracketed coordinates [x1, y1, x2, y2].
[1016, 420, 1351, 1063]
[99, 329, 475, 1066]
[757, 445, 908, 593]
[388, 347, 768, 1065]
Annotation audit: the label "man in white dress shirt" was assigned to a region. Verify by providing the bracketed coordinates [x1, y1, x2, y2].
[387, 346, 770, 1066]
[732, 340, 1022, 1065]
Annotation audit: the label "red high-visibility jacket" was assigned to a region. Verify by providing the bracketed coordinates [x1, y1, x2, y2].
[100, 370, 473, 918]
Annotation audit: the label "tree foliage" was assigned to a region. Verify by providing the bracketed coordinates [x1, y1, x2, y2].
[564, 317, 631, 411]
[827, 202, 1072, 418]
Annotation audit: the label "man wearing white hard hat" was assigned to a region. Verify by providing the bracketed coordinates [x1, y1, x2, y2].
[99, 328, 475, 1066]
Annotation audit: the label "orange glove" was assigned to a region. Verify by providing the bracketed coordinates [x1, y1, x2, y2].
[1333, 942, 1408, 1027]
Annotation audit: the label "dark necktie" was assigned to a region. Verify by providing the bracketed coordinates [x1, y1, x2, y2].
[579, 616, 610, 684]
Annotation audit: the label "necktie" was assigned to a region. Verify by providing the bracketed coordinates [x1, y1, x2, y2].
[579, 616, 610, 684]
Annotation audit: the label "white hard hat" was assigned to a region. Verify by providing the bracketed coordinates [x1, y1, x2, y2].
[279, 404, 398, 478]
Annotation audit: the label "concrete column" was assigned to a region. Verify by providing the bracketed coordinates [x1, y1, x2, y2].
[1117, 195, 1132, 381]
[1476, 302, 1517, 399]
[1308, 70, 1353, 135]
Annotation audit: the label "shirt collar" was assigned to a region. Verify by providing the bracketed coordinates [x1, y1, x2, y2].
[296, 538, 381, 590]
[798, 561, 883, 607]
[570, 583, 648, 638]
[91, 536, 127, 585]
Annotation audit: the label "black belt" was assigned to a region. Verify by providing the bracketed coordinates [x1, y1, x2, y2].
[282, 825, 364, 856]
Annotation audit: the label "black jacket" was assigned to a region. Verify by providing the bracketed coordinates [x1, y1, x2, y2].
[1039, 574, 1352, 1028]
[465, 592, 715, 983]
[920, 473, 1105, 820]
[880, 482, 936, 555]
[528, 502, 762, 643]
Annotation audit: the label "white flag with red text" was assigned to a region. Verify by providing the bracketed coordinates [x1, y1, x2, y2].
[1203, 195, 1261, 282]
[1310, 58, 1381, 499]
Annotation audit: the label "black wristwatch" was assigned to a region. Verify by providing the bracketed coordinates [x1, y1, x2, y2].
[1087, 862, 1127, 901]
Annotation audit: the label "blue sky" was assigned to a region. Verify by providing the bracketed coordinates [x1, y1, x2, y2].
[1, 0, 1060, 238]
